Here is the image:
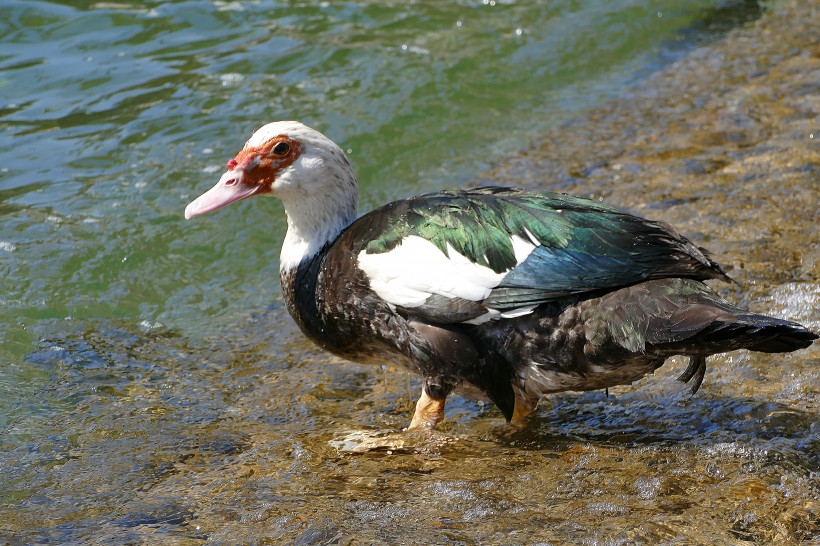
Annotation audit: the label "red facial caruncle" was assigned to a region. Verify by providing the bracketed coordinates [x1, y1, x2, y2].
[226, 136, 302, 193]
[183, 135, 302, 219]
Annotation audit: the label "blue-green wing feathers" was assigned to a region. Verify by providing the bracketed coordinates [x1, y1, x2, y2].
[353, 186, 729, 321]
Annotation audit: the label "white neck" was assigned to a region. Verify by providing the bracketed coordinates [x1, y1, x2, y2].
[239, 121, 359, 272]
[279, 192, 357, 271]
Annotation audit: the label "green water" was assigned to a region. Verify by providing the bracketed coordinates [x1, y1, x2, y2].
[0, 0, 758, 356]
[4, 0, 818, 543]
[1, 0, 762, 407]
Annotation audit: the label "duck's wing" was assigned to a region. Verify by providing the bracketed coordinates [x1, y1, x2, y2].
[345, 186, 729, 325]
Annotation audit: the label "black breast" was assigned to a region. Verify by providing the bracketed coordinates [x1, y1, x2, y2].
[279, 227, 518, 419]
[279, 239, 414, 367]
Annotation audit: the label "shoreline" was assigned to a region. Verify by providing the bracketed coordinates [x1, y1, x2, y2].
[490, 0, 819, 310]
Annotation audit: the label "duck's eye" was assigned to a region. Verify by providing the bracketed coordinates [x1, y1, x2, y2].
[272, 141, 290, 156]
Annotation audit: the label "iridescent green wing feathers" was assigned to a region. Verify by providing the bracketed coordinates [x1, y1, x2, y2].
[356, 186, 729, 319]
[366, 188, 580, 273]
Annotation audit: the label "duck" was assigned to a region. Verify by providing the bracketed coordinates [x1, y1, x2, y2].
[185, 121, 817, 430]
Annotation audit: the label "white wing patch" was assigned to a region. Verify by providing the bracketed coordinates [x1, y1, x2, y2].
[522, 227, 541, 246]
[357, 234, 538, 322]
[463, 305, 539, 326]
[357, 236, 504, 307]
[510, 234, 536, 263]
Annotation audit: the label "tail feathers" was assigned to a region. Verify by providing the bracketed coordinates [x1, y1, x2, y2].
[601, 279, 817, 393]
[697, 314, 818, 354]
[647, 306, 817, 356]
[740, 317, 818, 352]
[674, 316, 816, 394]
[599, 279, 818, 358]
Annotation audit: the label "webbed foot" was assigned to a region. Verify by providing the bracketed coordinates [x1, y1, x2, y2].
[510, 397, 538, 427]
[406, 388, 447, 430]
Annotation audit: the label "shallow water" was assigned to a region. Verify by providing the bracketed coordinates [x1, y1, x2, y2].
[2, 0, 818, 543]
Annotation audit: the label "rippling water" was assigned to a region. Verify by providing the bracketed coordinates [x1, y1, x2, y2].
[3, 0, 818, 543]
[1, 0, 760, 352]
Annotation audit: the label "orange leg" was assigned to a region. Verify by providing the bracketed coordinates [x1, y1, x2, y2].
[511, 397, 538, 425]
[406, 389, 447, 430]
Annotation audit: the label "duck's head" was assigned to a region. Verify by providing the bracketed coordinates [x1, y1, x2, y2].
[184, 121, 358, 222]
[184, 121, 359, 268]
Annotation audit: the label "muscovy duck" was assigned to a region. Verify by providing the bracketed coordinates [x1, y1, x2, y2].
[185, 121, 817, 429]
